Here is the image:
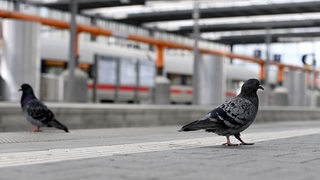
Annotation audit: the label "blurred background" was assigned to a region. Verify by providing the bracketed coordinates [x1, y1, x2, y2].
[1, 2, 320, 178]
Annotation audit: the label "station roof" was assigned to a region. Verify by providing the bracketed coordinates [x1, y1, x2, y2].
[24, 0, 320, 44]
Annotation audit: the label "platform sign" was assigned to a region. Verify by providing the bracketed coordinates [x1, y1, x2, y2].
[139, 60, 155, 87]
[120, 57, 137, 86]
[96, 55, 118, 84]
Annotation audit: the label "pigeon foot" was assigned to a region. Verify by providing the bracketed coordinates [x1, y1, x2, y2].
[222, 142, 239, 146]
[234, 134, 254, 146]
[32, 127, 42, 132]
[240, 142, 254, 145]
[223, 136, 238, 146]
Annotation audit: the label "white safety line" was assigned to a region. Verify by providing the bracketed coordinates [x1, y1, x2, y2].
[0, 128, 319, 168]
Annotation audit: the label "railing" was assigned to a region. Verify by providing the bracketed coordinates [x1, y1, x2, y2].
[0, 1, 219, 51]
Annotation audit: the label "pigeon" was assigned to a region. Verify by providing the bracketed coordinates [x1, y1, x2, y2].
[179, 78, 264, 146]
[19, 83, 69, 132]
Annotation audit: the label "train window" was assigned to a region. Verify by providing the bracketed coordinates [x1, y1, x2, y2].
[182, 75, 193, 86]
[167, 73, 193, 86]
[167, 73, 180, 85]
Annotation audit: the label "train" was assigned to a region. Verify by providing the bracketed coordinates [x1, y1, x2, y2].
[39, 37, 271, 104]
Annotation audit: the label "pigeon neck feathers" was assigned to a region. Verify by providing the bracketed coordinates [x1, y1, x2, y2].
[20, 87, 37, 107]
[238, 89, 259, 107]
[239, 85, 258, 97]
[237, 79, 261, 107]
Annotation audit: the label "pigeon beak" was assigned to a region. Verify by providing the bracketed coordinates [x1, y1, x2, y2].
[258, 85, 264, 90]
[18, 88, 22, 92]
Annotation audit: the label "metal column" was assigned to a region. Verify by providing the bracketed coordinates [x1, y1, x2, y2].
[198, 55, 225, 105]
[90, 16, 97, 41]
[310, 54, 317, 107]
[284, 70, 294, 106]
[67, 0, 78, 102]
[192, 0, 200, 105]
[284, 70, 307, 106]
[299, 71, 308, 106]
[263, 27, 271, 106]
[13, 0, 20, 11]
[1, 20, 41, 101]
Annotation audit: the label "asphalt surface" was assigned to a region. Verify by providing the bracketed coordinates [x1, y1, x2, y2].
[0, 120, 320, 180]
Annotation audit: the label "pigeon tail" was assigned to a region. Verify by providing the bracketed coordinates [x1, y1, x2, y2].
[47, 119, 69, 133]
[179, 120, 217, 132]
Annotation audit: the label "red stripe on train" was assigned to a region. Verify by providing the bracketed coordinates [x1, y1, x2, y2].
[174, 90, 237, 97]
[170, 89, 183, 94]
[186, 90, 193, 94]
[87, 84, 149, 92]
[87, 84, 237, 97]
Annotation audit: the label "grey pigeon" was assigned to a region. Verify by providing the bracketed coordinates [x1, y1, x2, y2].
[19, 84, 69, 132]
[179, 79, 264, 146]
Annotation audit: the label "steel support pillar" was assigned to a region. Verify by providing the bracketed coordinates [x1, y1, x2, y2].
[284, 70, 307, 106]
[1, 19, 41, 101]
[67, 0, 78, 102]
[192, 0, 200, 105]
[198, 55, 225, 105]
[263, 27, 271, 106]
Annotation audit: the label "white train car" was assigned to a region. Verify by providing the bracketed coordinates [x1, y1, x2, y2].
[40, 37, 267, 104]
[41, 37, 155, 103]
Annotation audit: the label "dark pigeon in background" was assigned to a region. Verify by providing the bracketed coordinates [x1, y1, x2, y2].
[19, 83, 69, 132]
[179, 78, 264, 146]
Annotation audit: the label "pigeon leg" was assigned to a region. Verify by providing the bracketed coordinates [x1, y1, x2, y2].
[32, 126, 42, 132]
[222, 136, 238, 146]
[234, 134, 254, 145]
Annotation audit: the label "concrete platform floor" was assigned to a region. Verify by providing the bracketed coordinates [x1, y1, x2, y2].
[0, 120, 320, 180]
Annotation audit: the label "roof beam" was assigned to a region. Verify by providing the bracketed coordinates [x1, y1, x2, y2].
[116, 1, 320, 25]
[213, 31, 320, 44]
[170, 19, 320, 34]
[29, 0, 145, 11]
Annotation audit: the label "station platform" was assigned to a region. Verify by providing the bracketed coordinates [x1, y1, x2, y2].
[0, 120, 319, 180]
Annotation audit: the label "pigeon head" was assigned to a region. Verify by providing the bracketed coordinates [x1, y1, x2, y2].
[240, 79, 264, 95]
[20, 83, 37, 107]
[19, 84, 35, 95]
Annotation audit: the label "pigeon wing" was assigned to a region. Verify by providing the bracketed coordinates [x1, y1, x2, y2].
[215, 97, 258, 129]
[25, 99, 54, 124]
[180, 97, 258, 134]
